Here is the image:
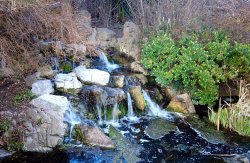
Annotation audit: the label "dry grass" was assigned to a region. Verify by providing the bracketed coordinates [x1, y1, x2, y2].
[0, 0, 86, 75]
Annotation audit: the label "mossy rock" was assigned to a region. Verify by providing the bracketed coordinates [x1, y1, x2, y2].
[129, 86, 146, 111]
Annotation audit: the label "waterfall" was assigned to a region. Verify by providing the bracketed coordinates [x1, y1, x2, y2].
[51, 56, 60, 71]
[127, 92, 134, 117]
[112, 102, 119, 123]
[142, 90, 173, 120]
[127, 92, 138, 121]
[99, 52, 119, 72]
[96, 105, 103, 125]
[64, 103, 81, 140]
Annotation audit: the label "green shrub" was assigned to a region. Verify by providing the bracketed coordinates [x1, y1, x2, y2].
[60, 62, 73, 73]
[142, 30, 250, 105]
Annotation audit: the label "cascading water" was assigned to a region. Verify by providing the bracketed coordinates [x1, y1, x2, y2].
[112, 102, 119, 123]
[64, 103, 81, 141]
[96, 105, 103, 125]
[127, 92, 138, 121]
[142, 90, 174, 120]
[99, 52, 119, 72]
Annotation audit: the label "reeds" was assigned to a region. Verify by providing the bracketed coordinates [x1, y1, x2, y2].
[209, 80, 250, 136]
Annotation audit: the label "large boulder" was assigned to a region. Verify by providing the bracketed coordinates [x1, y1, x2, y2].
[118, 21, 141, 61]
[54, 73, 82, 92]
[23, 95, 70, 152]
[31, 80, 54, 96]
[129, 86, 146, 111]
[167, 93, 196, 114]
[81, 85, 126, 107]
[74, 124, 115, 149]
[96, 28, 117, 48]
[74, 66, 110, 86]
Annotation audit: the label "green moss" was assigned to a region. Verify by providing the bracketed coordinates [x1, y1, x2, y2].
[118, 102, 127, 117]
[60, 62, 73, 73]
[35, 118, 43, 126]
[7, 142, 24, 152]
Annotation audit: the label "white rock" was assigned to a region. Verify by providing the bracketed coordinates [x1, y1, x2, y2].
[74, 66, 110, 86]
[55, 73, 82, 90]
[24, 95, 70, 152]
[31, 80, 54, 96]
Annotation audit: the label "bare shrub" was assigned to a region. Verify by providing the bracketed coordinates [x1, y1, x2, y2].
[0, 0, 85, 75]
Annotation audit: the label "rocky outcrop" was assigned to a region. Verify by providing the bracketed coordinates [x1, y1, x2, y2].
[119, 21, 141, 61]
[75, 124, 115, 149]
[167, 93, 196, 114]
[37, 65, 54, 78]
[163, 85, 181, 99]
[74, 66, 110, 86]
[129, 62, 148, 75]
[96, 28, 116, 48]
[64, 44, 87, 61]
[31, 80, 54, 96]
[23, 95, 70, 152]
[129, 86, 146, 111]
[81, 85, 125, 107]
[54, 73, 82, 92]
[109, 75, 125, 88]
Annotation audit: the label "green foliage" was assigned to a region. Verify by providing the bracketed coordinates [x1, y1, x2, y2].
[14, 89, 36, 105]
[7, 142, 24, 152]
[209, 108, 250, 137]
[0, 118, 10, 133]
[142, 30, 250, 105]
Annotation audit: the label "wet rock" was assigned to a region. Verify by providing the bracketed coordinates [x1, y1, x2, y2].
[109, 125, 142, 162]
[129, 86, 146, 111]
[74, 66, 110, 86]
[110, 51, 135, 65]
[0, 148, 11, 160]
[187, 115, 228, 144]
[81, 85, 125, 107]
[129, 62, 148, 75]
[79, 59, 92, 68]
[24, 95, 69, 152]
[119, 21, 141, 61]
[24, 74, 37, 87]
[145, 118, 176, 139]
[31, 80, 54, 96]
[75, 124, 115, 149]
[132, 74, 148, 85]
[167, 93, 196, 114]
[55, 73, 82, 93]
[109, 75, 125, 88]
[37, 65, 54, 78]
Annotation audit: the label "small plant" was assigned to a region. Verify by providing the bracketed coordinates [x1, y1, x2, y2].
[0, 117, 10, 133]
[7, 129, 24, 152]
[35, 118, 43, 126]
[7, 142, 24, 152]
[14, 89, 36, 105]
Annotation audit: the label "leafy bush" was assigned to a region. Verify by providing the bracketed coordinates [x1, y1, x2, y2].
[14, 89, 36, 105]
[142, 30, 250, 105]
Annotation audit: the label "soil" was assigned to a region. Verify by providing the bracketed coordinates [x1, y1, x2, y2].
[0, 77, 28, 112]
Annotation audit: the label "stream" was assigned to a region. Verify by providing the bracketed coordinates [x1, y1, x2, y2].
[1, 52, 250, 163]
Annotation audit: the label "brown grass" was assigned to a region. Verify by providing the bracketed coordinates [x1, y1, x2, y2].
[0, 0, 85, 75]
